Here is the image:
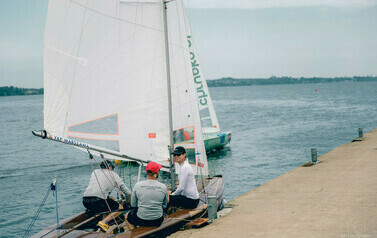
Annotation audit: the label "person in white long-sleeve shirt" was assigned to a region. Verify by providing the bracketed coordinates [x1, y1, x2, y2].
[83, 160, 131, 214]
[169, 146, 199, 209]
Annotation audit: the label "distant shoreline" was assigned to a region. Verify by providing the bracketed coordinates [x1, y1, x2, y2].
[0, 86, 43, 96]
[2, 76, 376, 96]
[206, 76, 377, 87]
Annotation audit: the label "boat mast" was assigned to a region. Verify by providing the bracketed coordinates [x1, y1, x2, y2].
[163, 0, 176, 190]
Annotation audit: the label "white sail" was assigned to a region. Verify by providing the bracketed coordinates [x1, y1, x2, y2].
[183, 9, 221, 133]
[167, 0, 208, 175]
[44, 0, 170, 162]
[163, 0, 208, 175]
[43, 0, 208, 175]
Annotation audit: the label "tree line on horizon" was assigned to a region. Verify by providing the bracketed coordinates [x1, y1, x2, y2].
[207, 76, 377, 87]
[0, 86, 43, 96]
[1, 76, 376, 96]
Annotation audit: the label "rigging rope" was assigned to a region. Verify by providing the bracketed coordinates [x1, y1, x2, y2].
[40, 227, 59, 238]
[128, 161, 132, 188]
[51, 178, 60, 237]
[23, 179, 56, 238]
[100, 154, 124, 196]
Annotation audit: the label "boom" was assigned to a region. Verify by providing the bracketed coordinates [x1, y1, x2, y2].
[32, 130, 170, 169]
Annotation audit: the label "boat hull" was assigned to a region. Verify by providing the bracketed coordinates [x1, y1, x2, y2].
[204, 131, 231, 153]
[31, 176, 224, 238]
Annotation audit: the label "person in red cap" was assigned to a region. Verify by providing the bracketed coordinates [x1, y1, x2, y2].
[125, 162, 168, 229]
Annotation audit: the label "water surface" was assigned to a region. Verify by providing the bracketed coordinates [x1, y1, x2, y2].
[0, 81, 376, 237]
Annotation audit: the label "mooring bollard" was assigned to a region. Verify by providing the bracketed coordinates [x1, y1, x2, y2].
[208, 196, 218, 220]
[311, 148, 318, 163]
[358, 128, 363, 138]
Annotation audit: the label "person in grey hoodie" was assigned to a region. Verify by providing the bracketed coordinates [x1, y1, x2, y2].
[125, 162, 168, 229]
[83, 160, 131, 214]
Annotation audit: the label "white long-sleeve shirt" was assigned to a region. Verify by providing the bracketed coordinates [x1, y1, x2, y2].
[83, 169, 131, 199]
[173, 160, 199, 199]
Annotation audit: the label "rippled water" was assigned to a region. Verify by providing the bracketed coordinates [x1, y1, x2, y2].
[1, 81, 376, 237]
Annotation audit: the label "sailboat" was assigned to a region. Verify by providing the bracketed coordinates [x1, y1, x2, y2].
[31, 0, 224, 237]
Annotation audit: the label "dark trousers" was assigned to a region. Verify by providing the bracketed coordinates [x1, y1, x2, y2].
[82, 196, 119, 214]
[169, 195, 199, 209]
[126, 208, 164, 227]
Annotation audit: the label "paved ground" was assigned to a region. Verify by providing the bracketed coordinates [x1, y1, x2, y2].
[170, 129, 377, 238]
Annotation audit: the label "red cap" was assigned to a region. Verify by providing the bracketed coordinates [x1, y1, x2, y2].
[146, 162, 162, 173]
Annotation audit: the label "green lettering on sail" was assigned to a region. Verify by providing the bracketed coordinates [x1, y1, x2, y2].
[187, 35, 207, 106]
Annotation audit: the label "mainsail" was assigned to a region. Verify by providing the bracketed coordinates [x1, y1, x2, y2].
[43, 0, 208, 175]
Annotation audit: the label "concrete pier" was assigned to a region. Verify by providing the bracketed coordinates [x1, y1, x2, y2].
[171, 129, 377, 238]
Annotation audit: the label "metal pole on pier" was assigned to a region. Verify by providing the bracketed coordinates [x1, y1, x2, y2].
[358, 128, 363, 138]
[311, 148, 318, 163]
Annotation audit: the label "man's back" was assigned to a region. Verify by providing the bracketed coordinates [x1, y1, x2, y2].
[84, 169, 123, 199]
[131, 180, 168, 220]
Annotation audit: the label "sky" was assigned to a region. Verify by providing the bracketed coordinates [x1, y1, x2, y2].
[0, 0, 377, 88]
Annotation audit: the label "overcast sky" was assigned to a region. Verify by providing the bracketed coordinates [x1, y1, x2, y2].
[0, 0, 376, 87]
[186, 0, 377, 9]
